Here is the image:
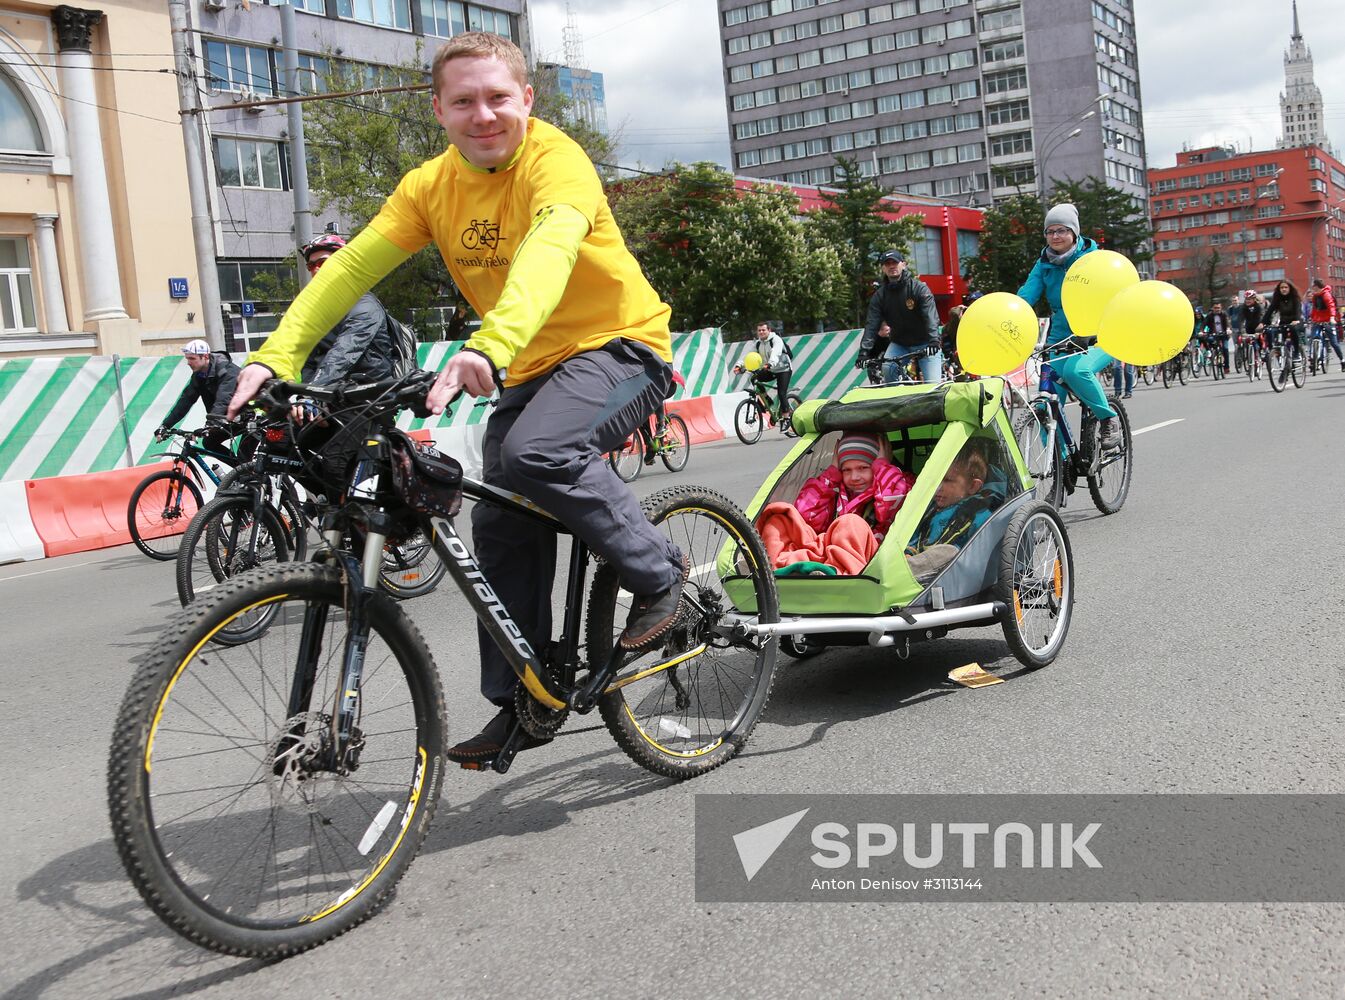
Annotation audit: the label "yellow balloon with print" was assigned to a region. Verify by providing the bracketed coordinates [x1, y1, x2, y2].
[1096, 280, 1194, 366]
[1061, 250, 1140, 335]
[741, 350, 764, 372]
[957, 292, 1038, 376]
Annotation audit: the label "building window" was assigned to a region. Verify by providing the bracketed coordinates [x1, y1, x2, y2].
[204, 40, 275, 95]
[909, 226, 944, 274]
[0, 237, 37, 333]
[294, 0, 326, 13]
[984, 68, 1027, 95]
[0, 73, 47, 154]
[336, 0, 412, 31]
[215, 137, 288, 190]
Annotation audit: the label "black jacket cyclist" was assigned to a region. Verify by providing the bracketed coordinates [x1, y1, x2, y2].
[158, 340, 241, 449]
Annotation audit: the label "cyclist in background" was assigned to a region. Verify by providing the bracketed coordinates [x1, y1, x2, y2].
[1257, 279, 1305, 362]
[637, 368, 686, 463]
[1243, 290, 1266, 355]
[157, 339, 240, 450]
[856, 250, 942, 384]
[746, 320, 793, 427]
[1201, 300, 1232, 376]
[297, 234, 406, 388]
[1307, 278, 1345, 372]
[228, 32, 683, 765]
[1016, 204, 1122, 451]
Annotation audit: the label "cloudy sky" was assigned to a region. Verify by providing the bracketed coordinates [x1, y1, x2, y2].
[529, 0, 1345, 174]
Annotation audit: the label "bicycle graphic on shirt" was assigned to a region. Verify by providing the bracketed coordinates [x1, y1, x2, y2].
[461, 219, 501, 251]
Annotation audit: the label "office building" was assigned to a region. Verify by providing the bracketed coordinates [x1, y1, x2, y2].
[716, 0, 1147, 206]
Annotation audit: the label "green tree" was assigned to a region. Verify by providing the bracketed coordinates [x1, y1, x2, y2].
[609, 162, 848, 335]
[963, 193, 1045, 298]
[804, 156, 924, 326]
[1172, 247, 1233, 308]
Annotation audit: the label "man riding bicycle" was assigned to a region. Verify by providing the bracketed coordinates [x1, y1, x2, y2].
[855, 250, 942, 384]
[733, 321, 793, 427]
[1200, 301, 1232, 375]
[228, 32, 683, 764]
[158, 339, 241, 450]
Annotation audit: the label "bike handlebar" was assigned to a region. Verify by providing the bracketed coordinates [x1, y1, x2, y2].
[255, 369, 440, 421]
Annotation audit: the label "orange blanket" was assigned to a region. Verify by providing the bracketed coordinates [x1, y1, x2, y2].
[756, 502, 879, 575]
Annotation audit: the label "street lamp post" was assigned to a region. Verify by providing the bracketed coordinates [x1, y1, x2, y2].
[1035, 92, 1112, 196]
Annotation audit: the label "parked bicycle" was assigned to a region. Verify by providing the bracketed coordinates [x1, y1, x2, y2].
[126, 423, 242, 560]
[1012, 339, 1133, 514]
[608, 410, 691, 483]
[109, 371, 780, 958]
[734, 370, 801, 444]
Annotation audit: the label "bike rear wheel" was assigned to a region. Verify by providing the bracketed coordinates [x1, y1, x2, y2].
[217, 464, 309, 560]
[1141, 365, 1154, 386]
[1087, 400, 1133, 514]
[128, 470, 203, 560]
[378, 528, 447, 599]
[995, 501, 1074, 669]
[658, 414, 691, 473]
[607, 433, 644, 482]
[585, 486, 780, 779]
[108, 562, 445, 958]
[734, 399, 764, 445]
[1012, 404, 1064, 508]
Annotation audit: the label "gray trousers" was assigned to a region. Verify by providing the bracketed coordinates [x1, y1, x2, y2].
[472, 339, 682, 705]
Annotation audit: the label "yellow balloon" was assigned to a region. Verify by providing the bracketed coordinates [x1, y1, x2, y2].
[958, 292, 1038, 376]
[742, 350, 763, 371]
[1061, 250, 1140, 336]
[1096, 281, 1195, 366]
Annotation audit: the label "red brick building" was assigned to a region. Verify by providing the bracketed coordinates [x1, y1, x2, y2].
[1147, 144, 1345, 302]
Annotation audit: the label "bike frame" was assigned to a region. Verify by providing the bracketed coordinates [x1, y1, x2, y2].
[288, 429, 704, 775]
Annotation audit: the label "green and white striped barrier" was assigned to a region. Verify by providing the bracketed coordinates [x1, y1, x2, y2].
[0, 329, 870, 484]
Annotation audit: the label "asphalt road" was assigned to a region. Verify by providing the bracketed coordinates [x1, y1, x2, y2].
[2, 371, 1342, 999]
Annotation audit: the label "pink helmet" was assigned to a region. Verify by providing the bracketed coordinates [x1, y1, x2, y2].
[300, 233, 346, 265]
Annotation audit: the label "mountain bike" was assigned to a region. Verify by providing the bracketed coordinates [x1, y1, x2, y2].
[108, 371, 780, 959]
[126, 425, 241, 560]
[1263, 323, 1306, 393]
[1012, 340, 1133, 514]
[1160, 352, 1187, 388]
[734, 371, 801, 445]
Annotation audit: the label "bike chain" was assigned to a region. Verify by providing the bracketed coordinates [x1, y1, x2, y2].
[514, 664, 569, 738]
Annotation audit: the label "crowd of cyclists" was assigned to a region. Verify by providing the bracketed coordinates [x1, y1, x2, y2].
[1194, 277, 1345, 378]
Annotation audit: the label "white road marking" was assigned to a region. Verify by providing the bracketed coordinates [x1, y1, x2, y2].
[1132, 418, 1184, 436]
[0, 561, 99, 583]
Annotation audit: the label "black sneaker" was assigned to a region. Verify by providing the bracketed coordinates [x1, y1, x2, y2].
[445, 707, 552, 763]
[1099, 418, 1122, 452]
[620, 554, 690, 651]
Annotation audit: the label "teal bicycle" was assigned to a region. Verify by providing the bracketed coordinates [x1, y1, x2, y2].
[126, 424, 241, 560]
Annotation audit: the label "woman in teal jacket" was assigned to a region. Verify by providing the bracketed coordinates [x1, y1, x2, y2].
[1017, 203, 1122, 451]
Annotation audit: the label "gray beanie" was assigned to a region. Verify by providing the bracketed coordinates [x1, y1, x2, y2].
[1044, 203, 1080, 238]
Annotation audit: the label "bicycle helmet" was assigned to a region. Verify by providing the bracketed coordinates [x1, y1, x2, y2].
[300, 233, 347, 264]
[182, 339, 211, 356]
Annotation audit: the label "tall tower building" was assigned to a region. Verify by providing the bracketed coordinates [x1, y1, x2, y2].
[1278, 0, 1330, 152]
[716, 0, 1147, 206]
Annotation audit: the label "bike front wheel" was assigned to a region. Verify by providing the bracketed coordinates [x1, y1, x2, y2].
[1291, 350, 1307, 388]
[127, 470, 203, 560]
[585, 486, 780, 779]
[734, 399, 764, 445]
[1087, 400, 1133, 514]
[607, 433, 644, 482]
[1267, 348, 1287, 392]
[108, 562, 446, 958]
[1013, 405, 1064, 508]
[658, 414, 691, 473]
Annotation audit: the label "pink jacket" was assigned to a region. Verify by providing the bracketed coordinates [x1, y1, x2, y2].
[794, 459, 914, 542]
